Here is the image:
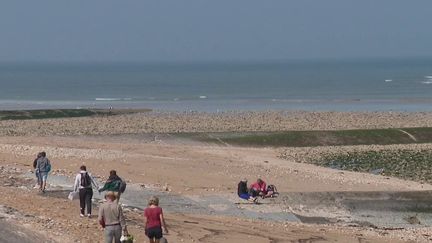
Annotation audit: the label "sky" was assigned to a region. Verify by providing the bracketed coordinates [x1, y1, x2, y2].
[1, 0, 432, 63]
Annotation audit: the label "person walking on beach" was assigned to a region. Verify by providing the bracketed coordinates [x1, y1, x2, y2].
[32, 152, 42, 188]
[99, 170, 126, 201]
[144, 196, 168, 243]
[98, 191, 126, 243]
[35, 151, 51, 193]
[73, 165, 98, 217]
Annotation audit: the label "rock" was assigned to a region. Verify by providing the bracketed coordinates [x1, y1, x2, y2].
[405, 215, 421, 225]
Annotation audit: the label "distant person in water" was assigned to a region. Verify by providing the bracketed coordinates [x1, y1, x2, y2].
[33, 152, 42, 188]
[99, 170, 125, 201]
[237, 179, 257, 202]
[73, 165, 98, 217]
[144, 196, 168, 243]
[35, 151, 51, 193]
[250, 178, 267, 198]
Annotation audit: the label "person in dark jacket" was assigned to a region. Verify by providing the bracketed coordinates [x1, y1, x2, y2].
[99, 170, 123, 201]
[237, 179, 256, 202]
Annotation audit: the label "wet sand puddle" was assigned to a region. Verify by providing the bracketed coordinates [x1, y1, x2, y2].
[42, 173, 299, 223]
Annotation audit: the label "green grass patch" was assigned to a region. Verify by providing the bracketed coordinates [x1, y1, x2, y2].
[0, 109, 149, 120]
[317, 149, 432, 183]
[194, 128, 432, 147]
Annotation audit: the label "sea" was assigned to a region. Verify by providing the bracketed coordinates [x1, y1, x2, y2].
[0, 57, 431, 112]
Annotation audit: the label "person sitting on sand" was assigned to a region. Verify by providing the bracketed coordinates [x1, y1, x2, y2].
[35, 151, 51, 193]
[98, 191, 127, 243]
[73, 165, 99, 217]
[250, 178, 267, 198]
[99, 170, 124, 201]
[144, 196, 168, 243]
[237, 179, 257, 202]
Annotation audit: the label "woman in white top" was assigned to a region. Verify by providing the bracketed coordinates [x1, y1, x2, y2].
[73, 165, 98, 217]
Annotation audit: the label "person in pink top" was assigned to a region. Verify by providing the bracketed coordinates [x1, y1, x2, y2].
[144, 196, 168, 243]
[249, 178, 267, 198]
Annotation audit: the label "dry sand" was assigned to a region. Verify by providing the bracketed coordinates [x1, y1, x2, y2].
[0, 111, 432, 242]
[1, 111, 432, 136]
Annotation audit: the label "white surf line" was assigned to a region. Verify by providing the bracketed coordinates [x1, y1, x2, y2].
[397, 129, 417, 142]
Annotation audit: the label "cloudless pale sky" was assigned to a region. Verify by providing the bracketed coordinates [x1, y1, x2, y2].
[1, 0, 432, 63]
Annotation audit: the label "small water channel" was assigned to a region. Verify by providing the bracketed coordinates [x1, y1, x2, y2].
[32, 173, 432, 229]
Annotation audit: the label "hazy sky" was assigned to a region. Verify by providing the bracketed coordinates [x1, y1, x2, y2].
[1, 1, 432, 62]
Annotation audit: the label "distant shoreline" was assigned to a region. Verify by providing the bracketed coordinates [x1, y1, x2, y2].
[1, 98, 432, 112]
[0, 108, 150, 120]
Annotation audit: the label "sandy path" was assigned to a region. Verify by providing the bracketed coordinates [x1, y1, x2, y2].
[0, 136, 430, 194]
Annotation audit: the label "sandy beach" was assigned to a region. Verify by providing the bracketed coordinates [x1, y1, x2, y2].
[0, 111, 432, 242]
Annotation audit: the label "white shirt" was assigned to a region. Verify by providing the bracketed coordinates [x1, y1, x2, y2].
[73, 170, 98, 192]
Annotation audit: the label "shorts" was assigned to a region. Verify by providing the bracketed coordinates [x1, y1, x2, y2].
[239, 193, 250, 200]
[146, 226, 163, 240]
[39, 172, 48, 182]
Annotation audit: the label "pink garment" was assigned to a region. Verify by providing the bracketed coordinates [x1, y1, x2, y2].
[250, 181, 267, 193]
[144, 206, 163, 229]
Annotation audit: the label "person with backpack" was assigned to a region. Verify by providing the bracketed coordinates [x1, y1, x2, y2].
[32, 152, 42, 189]
[98, 170, 126, 202]
[73, 165, 98, 217]
[35, 151, 51, 193]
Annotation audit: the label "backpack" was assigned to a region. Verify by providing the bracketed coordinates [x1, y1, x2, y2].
[46, 162, 52, 173]
[266, 184, 279, 198]
[81, 172, 91, 187]
[119, 178, 127, 193]
[267, 184, 277, 193]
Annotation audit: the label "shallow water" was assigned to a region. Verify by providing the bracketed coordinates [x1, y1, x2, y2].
[1, 58, 432, 111]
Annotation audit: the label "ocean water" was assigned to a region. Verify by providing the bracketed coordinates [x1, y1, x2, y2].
[0, 58, 431, 111]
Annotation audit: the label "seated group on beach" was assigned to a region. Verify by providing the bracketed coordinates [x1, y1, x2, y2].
[32, 153, 168, 243]
[237, 178, 278, 203]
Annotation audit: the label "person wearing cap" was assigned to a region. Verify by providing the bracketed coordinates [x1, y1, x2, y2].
[237, 179, 256, 202]
[98, 191, 127, 243]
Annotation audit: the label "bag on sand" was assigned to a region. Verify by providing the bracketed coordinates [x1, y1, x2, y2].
[120, 233, 134, 243]
[68, 191, 79, 200]
[160, 237, 168, 243]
